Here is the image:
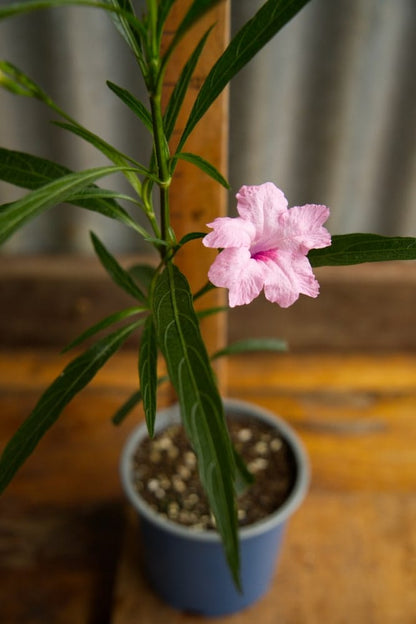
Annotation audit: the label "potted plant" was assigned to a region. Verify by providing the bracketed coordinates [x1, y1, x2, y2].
[120, 397, 310, 616]
[0, 0, 415, 615]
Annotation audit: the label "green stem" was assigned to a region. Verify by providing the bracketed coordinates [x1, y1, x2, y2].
[149, 91, 173, 256]
[146, 0, 159, 61]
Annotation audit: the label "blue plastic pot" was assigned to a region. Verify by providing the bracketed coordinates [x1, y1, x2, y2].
[120, 398, 309, 617]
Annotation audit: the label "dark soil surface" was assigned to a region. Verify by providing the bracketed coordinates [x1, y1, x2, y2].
[131, 415, 297, 530]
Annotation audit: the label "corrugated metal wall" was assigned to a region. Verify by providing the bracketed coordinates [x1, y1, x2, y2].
[0, 0, 415, 254]
[230, 0, 416, 236]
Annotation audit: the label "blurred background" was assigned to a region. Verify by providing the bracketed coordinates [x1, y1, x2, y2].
[0, 0, 415, 254]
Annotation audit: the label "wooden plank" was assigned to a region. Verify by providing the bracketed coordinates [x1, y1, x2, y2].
[161, 0, 230, 364]
[1, 257, 416, 351]
[1, 350, 416, 392]
[0, 255, 139, 350]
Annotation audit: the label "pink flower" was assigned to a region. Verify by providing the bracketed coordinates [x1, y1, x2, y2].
[203, 182, 331, 308]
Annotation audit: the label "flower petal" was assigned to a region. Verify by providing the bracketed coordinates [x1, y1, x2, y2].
[263, 251, 320, 308]
[203, 216, 255, 249]
[236, 183, 288, 245]
[208, 248, 266, 307]
[278, 204, 331, 254]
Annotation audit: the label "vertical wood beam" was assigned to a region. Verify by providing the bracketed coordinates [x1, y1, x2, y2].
[162, 1, 230, 383]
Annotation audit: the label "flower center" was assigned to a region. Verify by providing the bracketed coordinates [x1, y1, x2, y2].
[251, 248, 279, 263]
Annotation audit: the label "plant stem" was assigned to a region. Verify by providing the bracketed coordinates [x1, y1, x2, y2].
[149, 90, 173, 257]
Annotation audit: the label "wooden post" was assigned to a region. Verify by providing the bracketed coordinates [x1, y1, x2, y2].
[162, 1, 230, 387]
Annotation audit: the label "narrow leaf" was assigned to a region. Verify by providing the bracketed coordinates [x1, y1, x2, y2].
[212, 338, 288, 360]
[0, 0, 137, 21]
[128, 263, 156, 293]
[90, 231, 147, 303]
[0, 165, 134, 244]
[163, 27, 213, 140]
[0, 321, 141, 493]
[197, 306, 228, 320]
[0, 60, 48, 99]
[167, 0, 222, 53]
[0, 147, 144, 231]
[0, 146, 79, 188]
[107, 81, 152, 132]
[68, 188, 138, 204]
[233, 448, 255, 496]
[112, 389, 142, 425]
[105, 0, 145, 62]
[152, 263, 241, 588]
[111, 375, 169, 426]
[173, 152, 229, 188]
[55, 121, 162, 191]
[156, 0, 176, 38]
[139, 316, 158, 437]
[54, 121, 144, 170]
[193, 280, 216, 300]
[178, 231, 206, 246]
[309, 234, 416, 267]
[62, 306, 145, 352]
[178, 0, 310, 150]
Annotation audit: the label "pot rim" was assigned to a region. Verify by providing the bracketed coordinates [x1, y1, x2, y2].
[120, 397, 310, 542]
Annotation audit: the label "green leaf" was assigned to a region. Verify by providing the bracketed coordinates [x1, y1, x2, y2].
[173, 152, 229, 188]
[156, 0, 176, 38]
[178, 231, 206, 246]
[54, 121, 145, 171]
[193, 280, 216, 300]
[178, 0, 310, 150]
[68, 187, 138, 205]
[0, 320, 141, 493]
[233, 448, 255, 496]
[167, 0, 222, 53]
[55, 121, 163, 193]
[112, 389, 142, 425]
[0, 0, 136, 21]
[1, 61, 146, 192]
[62, 306, 146, 352]
[0, 164, 134, 244]
[0, 60, 48, 99]
[139, 316, 158, 437]
[90, 231, 147, 303]
[309, 234, 416, 267]
[152, 263, 241, 588]
[212, 338, 288, 360]
[107, 81, 153, 132]
[197, 306, 228, 320]
[128, 263, 156, 293]
[111, 375, 169, 426]
[105, 0, 145, 63]
[0, 146, 76, 188]
[163, 27, 213, 141]
[0, 147, 146, 232]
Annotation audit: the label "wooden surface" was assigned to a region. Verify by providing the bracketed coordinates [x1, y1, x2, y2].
[1, 349, 415, 623]
[1, 258, 416, 352]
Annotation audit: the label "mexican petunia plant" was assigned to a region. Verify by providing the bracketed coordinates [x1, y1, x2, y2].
[0, 0, 415, 588]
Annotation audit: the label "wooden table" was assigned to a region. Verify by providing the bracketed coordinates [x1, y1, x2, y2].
[1, 350, 415, 623]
